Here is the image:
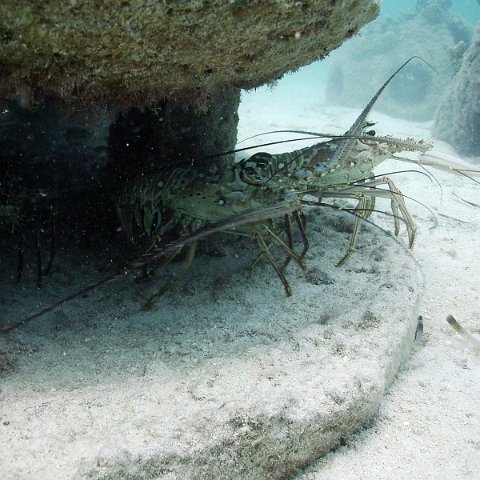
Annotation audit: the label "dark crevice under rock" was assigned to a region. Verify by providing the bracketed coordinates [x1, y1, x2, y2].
[108, 89, 241, 180]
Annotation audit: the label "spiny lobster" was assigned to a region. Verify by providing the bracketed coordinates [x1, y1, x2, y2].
[2, 56, 473, 332]
[114, 58, 432, 304]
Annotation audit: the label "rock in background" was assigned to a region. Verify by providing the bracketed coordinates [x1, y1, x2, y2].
[324, 0, 473, 121]
[433, 21, 480, 157]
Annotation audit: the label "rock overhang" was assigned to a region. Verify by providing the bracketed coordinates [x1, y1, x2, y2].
[0, 0, 379, 110]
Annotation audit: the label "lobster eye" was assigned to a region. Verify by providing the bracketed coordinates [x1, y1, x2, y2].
[243, 167, 257, 176]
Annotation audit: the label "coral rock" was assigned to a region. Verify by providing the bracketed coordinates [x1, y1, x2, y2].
[433, 22, 480, 157]
[0, 0, 379, 110]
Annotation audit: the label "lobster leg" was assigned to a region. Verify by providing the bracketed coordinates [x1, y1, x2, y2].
[300, 192, 373, 266]
[292, 210, 309, 263]
[33, 217, 56, 286]
[349, 176, 417, 247]
[249, 225, 285, 270]
[279, 211, 309, 271]
[35, 231, 42, 286]
[385, 177, 416, 247]
[42, 217, 56, 277]
[142, 241, 198, 310]
[336, 195, 369, 267]
[302, 174, 416, 265]
[281, 214, 294, 270]
[250, 212, 308, 272]
[254, 230, 292, 296]
[136, 245, 183, 283]
[264, 225, 307, 271]
[16, 237, 24, 283]
[250, 223, 307, 273]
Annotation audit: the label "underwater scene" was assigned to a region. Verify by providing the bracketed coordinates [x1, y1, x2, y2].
[0, 1, 479, 478]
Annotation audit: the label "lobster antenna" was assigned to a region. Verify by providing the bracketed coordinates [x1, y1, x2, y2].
[320, 56, 436, 170]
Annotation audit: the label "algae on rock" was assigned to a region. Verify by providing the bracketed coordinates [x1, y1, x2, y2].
[0, 0, 379, 110]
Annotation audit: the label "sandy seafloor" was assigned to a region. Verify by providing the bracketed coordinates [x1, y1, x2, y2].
[1, 82, 479, 478]
[238, 89, 480, 479]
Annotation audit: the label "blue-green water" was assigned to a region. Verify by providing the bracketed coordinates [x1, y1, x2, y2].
[382, 0, 480, 23]
[241, 0, 480, 122]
